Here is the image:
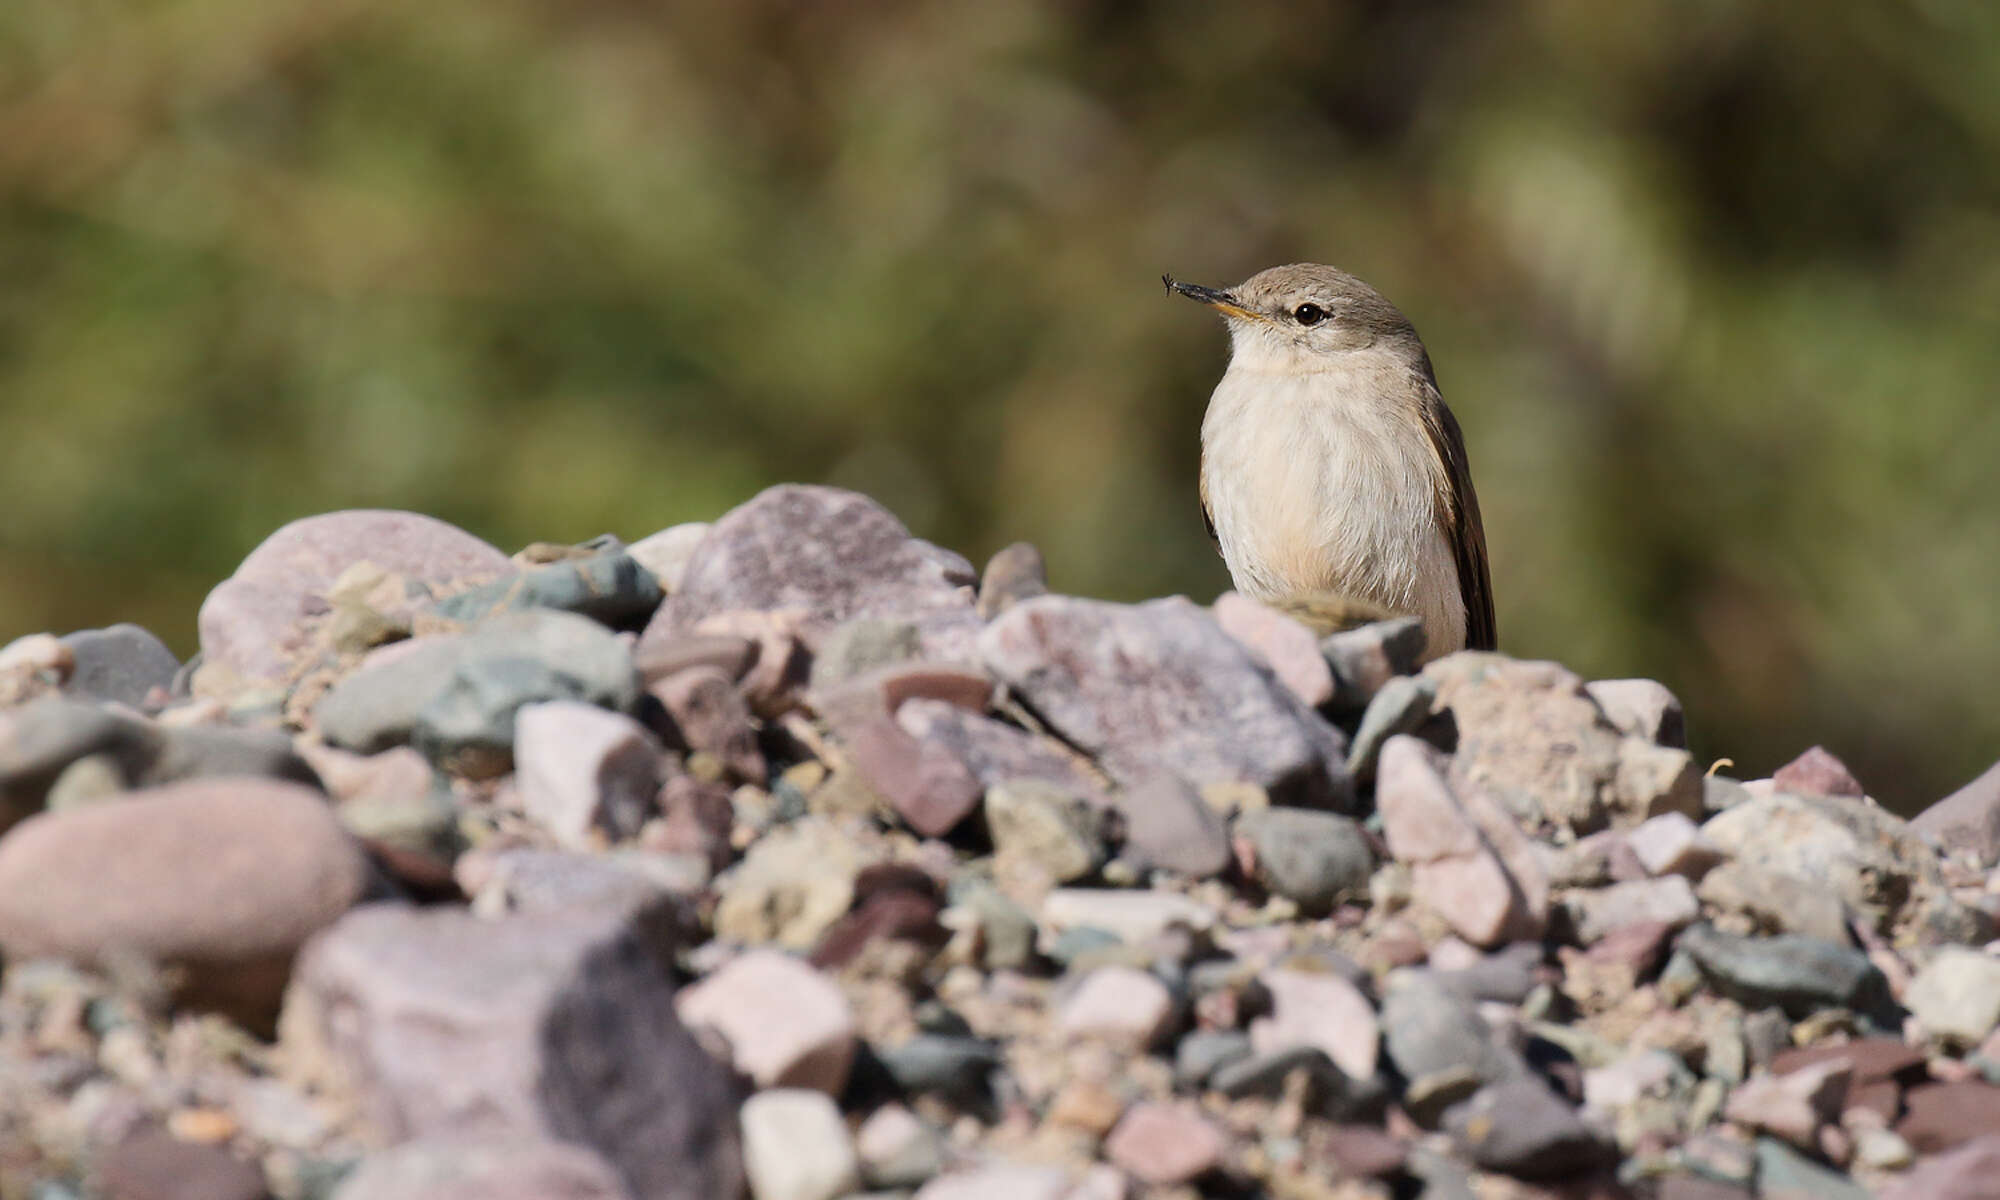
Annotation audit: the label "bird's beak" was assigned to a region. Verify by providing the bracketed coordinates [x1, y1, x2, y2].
[1163, 275, 1260, 322]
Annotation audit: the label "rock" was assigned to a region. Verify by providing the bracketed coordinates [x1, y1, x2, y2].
[1907, 948, 2000, 1046]
[658, 485, 979, 659]
[1376, 736, 1547, 947]
[1624, 812, 1724, 880]
[462, 849, 701, 938]
[1233, 807, 1373, 915]
[976, 542, 1048, 620]
[0, 633, 72, 707]
[0, 778, 368, 1025]
[1771, 745, 1865, 798]
[712, 819, 871, 950]
[1877, 1133, 2000, 1200]
[1563, 876, 1700, 945]
[1912, 759, 2000, 868]
[627, 522, 712, 594]
[896, 699, 1106, 805]
[1721, 1060, 1850, 1148]
[986, 781, 1104, 885]
[809, 618, 925, 690]
[1103, 1102, 1226, 1185]
[1214, 591, 1336, 708]
[1585, 678, 1686, 748]
[913, 1165, 1076, 1200]
[947, 877, 1038, 971]
[1313, 1123, 1408, 1178]
[1321, 616, 1427, 713]
[314, 611, 642, 775]
[834, 707, 980, 837]
[1899, 1082, 2000, 1153]
[1345, 674, 1436, 781]
[1672, 925, 1895, 1023]
[676, 950, 857, 1095]
[1753, 1136, 1873, 1200]
[981, 596, 1352, 810]
[431, 551, 661, 628]
[1444, 1078, 1615, 1178]
[1209, 1046, 1365, 1116]
[1110, 774, 1230, 878]
[634, 633, 758, 689]
[302, 744, 453, 861]
[855, 1104, 948, 1189]
[1057, 966, 1175, 1047]
[1612, 739, 1704, 825]
[1249, 966, 1379, 1080]
[740, 1089, 860, 1200]
[282, 902, 742, 1200]
[1700, 790, 1980, 946]
[1581, 1048, 1689, 1110]
[1770, 1038, 1925, 1123]
[1379, 970, 1523, 1100]
[513, 702, 662, 848]
[809, 863, 949, 970]
[1038, 888, 1217, 947]
[876, 1034, 1002, 1104]
[97, 1127, 270, 1200]
[59, 625, 180, 707]
[1175, 1030, 1254, 1088]
[198, 510, 510, 688]
[329, 1138, 632, 1200]
[1424, 655, 1624, 832]
[670, 610, 811, 718]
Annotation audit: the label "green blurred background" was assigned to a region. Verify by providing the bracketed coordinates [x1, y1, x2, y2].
[3, 0, 1996, 813]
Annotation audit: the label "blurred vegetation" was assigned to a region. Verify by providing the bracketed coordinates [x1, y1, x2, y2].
[4, 0, 1998, 812]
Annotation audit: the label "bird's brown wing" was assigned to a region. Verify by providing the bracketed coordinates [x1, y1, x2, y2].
[1421, 384, 1498, 651]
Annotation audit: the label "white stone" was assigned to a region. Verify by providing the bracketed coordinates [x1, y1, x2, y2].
[741, 1089, 859, 1200]
[512, 701, 660, 848]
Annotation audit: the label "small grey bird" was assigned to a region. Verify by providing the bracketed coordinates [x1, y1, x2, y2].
[1167, 263, 1496, 659]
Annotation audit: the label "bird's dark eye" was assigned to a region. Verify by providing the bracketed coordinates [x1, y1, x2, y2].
[1292, 303, 1327, 326]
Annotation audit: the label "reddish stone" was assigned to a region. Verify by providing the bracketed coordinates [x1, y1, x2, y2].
[810, 873, 948, 971]
[1898, 1082, 2000, 1153]
[99, 1129, 269, 1200]
[1772, 745, 1865, 798]
[1103, 1102, 1226, 1185]
[1313, 1123, 1406, 1177]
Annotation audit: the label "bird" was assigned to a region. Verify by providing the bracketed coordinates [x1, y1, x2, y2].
[1166, 263, 1495, 660]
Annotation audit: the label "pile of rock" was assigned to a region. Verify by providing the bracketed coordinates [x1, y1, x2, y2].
[0, 482, 1996, 1200]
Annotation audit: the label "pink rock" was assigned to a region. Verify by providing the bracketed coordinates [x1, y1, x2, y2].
[1877, 1134, 2000, 1200]
[1566, 876, 1700, 945]
[0, 778, 369, 1025]
[1911, 759, 2000, 869]
[1625, 812, 1724, 880]
[1056, 966, 1174, 1048]
[1723, 1061, 1851, 1148]
[1104, 1102, 1227, 1185]
[1249, 967, 1379, 1080]
[650, 666, 765, 784]
[676, 949, 857, 1095]
[1377, 736, 1545, 946]
[513, 702, 662, 848]
[1213, 591, 1336, 709]
[914, 1165, 1076, 1200]
[896, 699, 1108, 808]
[199, 510, 509, 687]
[1773, 745, 1866, 798]
[99, 1129, 267, 1200]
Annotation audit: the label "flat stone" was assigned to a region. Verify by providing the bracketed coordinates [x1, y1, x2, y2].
[649, 666, 765, 784]
[1624, 812, 1724, 880]
[913, 1166, 1076, 1200]
[282, 902, 742, 1200]
[0, 778, 368, 1025]
[976, 542, 1048, 620]
[329, 1138, 632, 1200]
[1209, 1046, 1369, 1118]
[1321, 616, 1427, 713]
[1379, 970, 1523, 1098]
[1877, 1133, 2000, 1200]
[1907, 948, 2000, 1047]
[1038, 888, 1217, 947]
[896, 699, 1106, 805]
[875, 1033, 1003, 1107]
[1564, 876, 1700, 945]
[462, 849, 701, 937]
[809, 619, 925, 691]
[1111, 774, 1230, 878]
[633, 633, 757, 689]
[1104, 1102, 1226, 1185]
[1377, 736, 1545, 947]
[513, 702, 662, 848]
[1344, 674, 1436, 781]
[657, 485, 979, 659]
[981, 595, 1353, 810]
[1214, 591, 1335, 708]
[740, 1089, 859, 1200]
[1772, 745, 1865, 798]
[59, 625, 180, 707]
[1753, 1136, 1874, 1200]
[198, 510, 510, 688]
[1898, 1082, 2000, 1153]
[1444, 1078, 1615, 1178]
[626, 522, 711, 594]
[1057, 965, 1174, 1048]
[1250, 966, 1379, 1080]
[677, 950, 856, 1095]
[1911, 759, 2000, 868]
[430, 551, 661, 628]
[1585, 678, 1686, 748]
[1233, 807, 1373, 915]
[808, 864, 948, 971]
[314, 611, 642, 775]
[1721, 1060, 1850, 1148]
[1313, 1123, 1407, 1178]
[98, 1128, 269, 1200]
[1673, 924, 1895, 1023]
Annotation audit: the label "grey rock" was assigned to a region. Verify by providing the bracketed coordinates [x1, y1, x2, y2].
[283, 902, 742, 1200]
[1209, 1046, 1376, 1118]
[1904, 947, 2000, 1047]
[810, 619, 925, 690]
[1345, 674, 1435, 782]
[464, 848, 703, 933]
[58, 625, 180, 707]
[1585, 678, 1686, 748]
[1234, 807, 1373, 915]
[634, 633, 757, 688]
[1175, 1030, 1254, 1088]
[1673, 924, 1896, 1024]
[1321, 616, 1427, 713]
[981, 596, 1353, 810]
[658, 485, 979, 659]
[1702, 774, 1752, 814]
[314, 611, 641, 775]
[946, 877, 1037, 971]
[1562, 875, 1701, 945]
[626, 522, 711, 594]
[1112, 774, 1230, 878]
[1379, 970, 1524, 1096]
[330, 1138, 633, 1200]
[1752, 1136, 1874, 1200]
[876, 1034, 1002, 1104]
[976, 542, 1048, 621]
[1431, 942, 1545, 1005]
[1912, 758, 2000, 869]
[430, 551, 661, 629]
[1444, 1079, 1615, 1178]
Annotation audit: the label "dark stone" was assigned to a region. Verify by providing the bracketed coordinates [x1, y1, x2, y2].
[1321, 616, 1427, 714]
[1233, 807, 1374, 914]
[875, 1034, 1002, 1107]
[1673, 924, 1897, 1024]
[1898, 1082, 2000, 1154]
[430, 551, 661, 629]
[1209, 1046, 1377, 1120]
[1174, 1030, 1253, 1089]
[1443, 1078, 1615, 1178]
